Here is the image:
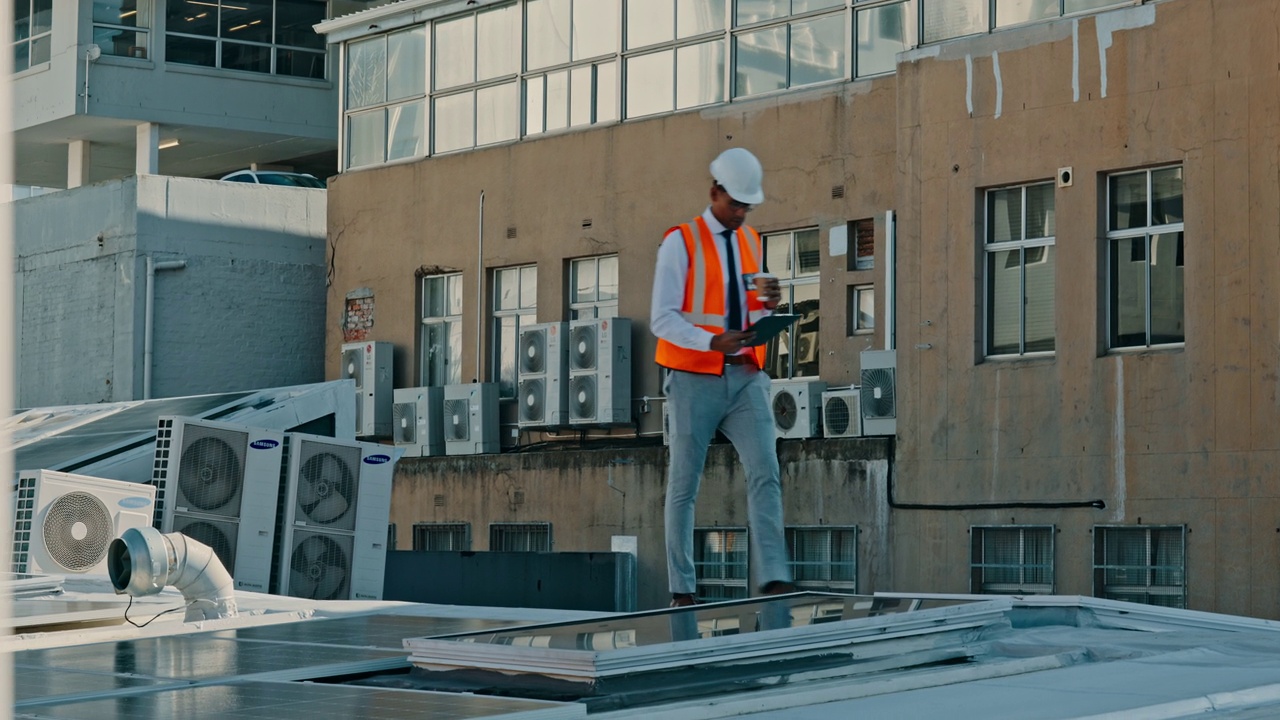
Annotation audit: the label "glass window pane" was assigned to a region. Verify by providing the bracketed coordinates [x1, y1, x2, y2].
[527, 0, 571, 69]
[736, 0, 786, 26]
[448, 275, 464, 315]
[574, 259, 597, 303]
[599, 256, 618, 300]
[987, 249, 1020, 355]
[223, 40, 272, 73]
[791, 15, 844, 88]
[95, 0, 146, 28]
[987, 188, 1022, 243]
[574, 0, 618, 59]
[675, 39, 724, 109]
[1109, 172, 1148, 231]
[856, 2, 910, 78]
[277, 0, 325, 49]
[166, 35, 217, 67]
[853, 218, 875, 270]
[791, 283, 820, 377]
[347, 36, 387, 109]
[1065, 0, 1124, 12]
[277, 48, 324, 78]
[348, 110, 385, 168]
[424, 276, 444, 317]
[1025, 183, 1055, 239]
[995, 0, 1058, 27]
[857, 288, 875, 330]
[94, 27, 148, 59]
[625, 50, 674, 118]
[520, 266, 538, 308]
[223, 0, 272, 44]
[435, 15, 475, 89]
[423, 322, 445, 385]
[794, 0, 842, 12]
[167, 0, 216, 37]
[478, 4, 520, 80]
[764, 234, 791, 278]
[570, 65, 594, 126]
[795, 229, 820, 275]
[596, 61, 618, 123]
[388, 27, 426, 101]
[734, 26, 787, 98]
[525, 76, 546, 134]
[497, 316, 518, 397]
[497, 268, 518, 310]
[1152, 167, 1183, 225]
[1109, 237, 1147, 348]
[1024, 245, 1055, 352]
[627, 0, 673, 49]
[923, 0, 988, 44]
[447, 319, 463, 385]
[387, 100, 424, 161]
[676, 0, 724, 38]
[1149, 232, 1184, 344]
[476, 82, 518, 145]
[434, 91, 475, 153]
[546, 70, 569, 131]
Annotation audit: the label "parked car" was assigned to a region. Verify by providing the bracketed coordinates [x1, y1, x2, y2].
[219, 170, 326, 188]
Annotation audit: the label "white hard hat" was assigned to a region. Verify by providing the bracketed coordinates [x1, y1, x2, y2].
[710, 148, 764, 205]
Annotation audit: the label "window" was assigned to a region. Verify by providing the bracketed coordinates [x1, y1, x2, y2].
[970, 525, 1054, 594]
[985, 181, 1056, 357]
[787, 526, 856, 593]
[13, 0, 51, 72]
[848, 285, 874, 335]
[850, 217, 875, 271]
[432, 4, 520, 153]
[493, 265, 537, 398]
[762, 228, 821, 379]
[733, 3, 845, 99]
[421, 273, 463, 387]
[569, 255, 618, 320]
[1107, 166, 1184, 349]
[694, 527, 748, 601]
[1093, 525, 1186, 608]
[921, 0, 987, 44]
[490, 522, 552, 551]
[413, 522, 471, 550]
[525, 0, 618, 135]
[855, 0, 912, 78]
[93, 0, 150, 59]
[165, 0, 325, 78]
[345, 26, 427, 169]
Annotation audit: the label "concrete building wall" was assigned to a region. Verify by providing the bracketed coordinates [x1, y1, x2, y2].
[327, 0, 1280, 615]
[15, 175, 327, 407]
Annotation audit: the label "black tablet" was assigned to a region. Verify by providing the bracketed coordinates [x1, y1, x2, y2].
[745, 314, 800, 346]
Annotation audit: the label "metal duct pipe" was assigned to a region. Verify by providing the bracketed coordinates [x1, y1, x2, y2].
[108, 527, 238, 622]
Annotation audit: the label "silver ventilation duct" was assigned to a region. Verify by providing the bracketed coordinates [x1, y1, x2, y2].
[107, 526, 238, 621]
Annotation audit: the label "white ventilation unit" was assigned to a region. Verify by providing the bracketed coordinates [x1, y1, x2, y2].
[442, 383, 500, 455]
[341, 341, 393, 440]
[517, 321, 569, 429]
[277, 433, 395, 601]
[860, 349, 897, 436]
[568, 317, 632, 426]
[392, 386, 444, 457]
[822, 387, 863, 439]
[12, 471, 156, 576]
[769, 379, 827, 440]
[151, 416, 285, 593]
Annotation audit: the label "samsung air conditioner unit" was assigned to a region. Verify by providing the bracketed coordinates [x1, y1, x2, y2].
[276, 433, 395, 601]
[517, 321, 569, 429]
[12, 470, 156, 576]
[442, 382, 500, 455]
[822, 387, 863, 438]
[151, 416, 285, 593]
[769, 379, 827, 440]
[341, 341, 393, 440]
[568, 317, 633, 426]
[860, 349, 897, 436]
[392, 386, 444, 457]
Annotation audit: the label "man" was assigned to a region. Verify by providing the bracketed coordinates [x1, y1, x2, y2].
[651, 148, 796, 608]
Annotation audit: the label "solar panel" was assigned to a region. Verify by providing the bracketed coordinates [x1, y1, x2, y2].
[12, 666, 175, 705]
[210, 614, 523, 650]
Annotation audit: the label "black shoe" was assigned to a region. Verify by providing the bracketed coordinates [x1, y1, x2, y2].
[670, 593, 699, 607]
[761, 581, 797, 596]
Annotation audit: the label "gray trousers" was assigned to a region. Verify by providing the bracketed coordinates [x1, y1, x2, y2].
[664, 365, 792, 595]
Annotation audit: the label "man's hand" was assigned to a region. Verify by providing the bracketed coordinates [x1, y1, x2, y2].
[711, 330, 756, 354]
[756, 276, 782, 310]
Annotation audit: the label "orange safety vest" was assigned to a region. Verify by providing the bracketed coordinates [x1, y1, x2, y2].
[655, 216, 768, 375]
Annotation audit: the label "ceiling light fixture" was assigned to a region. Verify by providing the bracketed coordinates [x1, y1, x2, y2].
[158, 138, 180, 149]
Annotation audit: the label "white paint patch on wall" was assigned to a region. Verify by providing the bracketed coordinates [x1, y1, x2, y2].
[1113, 356, 1126, 522]
[965, 54, 974, 115]
[1096, 4, 1157, 99]
[992, 51, 1003, 119]
[1072, 20, 1080, 102]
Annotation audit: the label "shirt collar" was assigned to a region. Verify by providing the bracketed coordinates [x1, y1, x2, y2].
[701, 207, 731, 237]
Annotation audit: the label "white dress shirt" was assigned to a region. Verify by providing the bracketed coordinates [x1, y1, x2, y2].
[651, 207, 766, 353]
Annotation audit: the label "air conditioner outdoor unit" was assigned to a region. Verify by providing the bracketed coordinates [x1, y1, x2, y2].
[794, 331, 820, 365]
[568, 317, 632, 426]
[276, 433, 395, 601]
[442, 382, 500, 455]
[12, 470, 156, 576]
[769, 379, 827, 440]
[517, 321, 569, 429]
[822, 387, 863, 438]
[341, 341, 393, 440]
[860, 349, 897, 436]
[392, 386, 444, 457]
[151, 416, 285, 593]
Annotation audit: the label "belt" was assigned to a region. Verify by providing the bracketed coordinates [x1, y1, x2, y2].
[724, 354, 756, 366]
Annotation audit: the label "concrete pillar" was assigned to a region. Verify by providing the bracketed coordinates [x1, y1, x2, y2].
[67, 140, 90, 188]
[136, 122, 158, 175]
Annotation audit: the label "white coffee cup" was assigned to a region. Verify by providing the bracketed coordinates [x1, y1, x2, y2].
[750, 272, 777, 301]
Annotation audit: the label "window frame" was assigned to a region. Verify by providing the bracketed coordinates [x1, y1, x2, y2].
[983, 180, 1057, 358]
[1093, 524, 1187, 609]
[430, 3, 521, 155]
[344, 25, 429, 169]
[12, 0, 52, 72]
[762, 227, 822, 380]
[848, 284, 874, 336]
[420, 272, 464, 387]
[568, 254, 619, 320]
[492, 264, 538, 399]
[413, 522, 472, 551]
[164, 0, 326, 78]
[970, 524, 1055, 595]
[694, 526, 749, 601]
[92, 0, 151, 60]
[786, 525, 857, 593]
[489, 521, 553, 551]
[1105, 165, 1185, 351]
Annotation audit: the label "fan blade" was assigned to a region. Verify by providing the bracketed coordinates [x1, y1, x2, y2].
[308, 494, 350, 524]
[290, 568, 318, 598]
[296, 478, 320, 506]
[314, 564, 346, 599]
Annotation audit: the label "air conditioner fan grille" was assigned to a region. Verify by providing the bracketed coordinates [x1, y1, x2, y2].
[42, 491, 113, 572]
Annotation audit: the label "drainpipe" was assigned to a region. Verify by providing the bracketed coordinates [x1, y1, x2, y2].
[143, 257, 187, 399]
[475, 190, 484, 382]
[884, 210, 896, 351]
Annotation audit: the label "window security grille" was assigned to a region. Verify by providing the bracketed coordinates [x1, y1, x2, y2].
[1093, 525, 1187, 608]
[489, 522, 552, 552]
[413, 522, 471, 551]
[787, 526, 857, 593]
[694, 528, 748, 601]
[970, 525, 1054, 595]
